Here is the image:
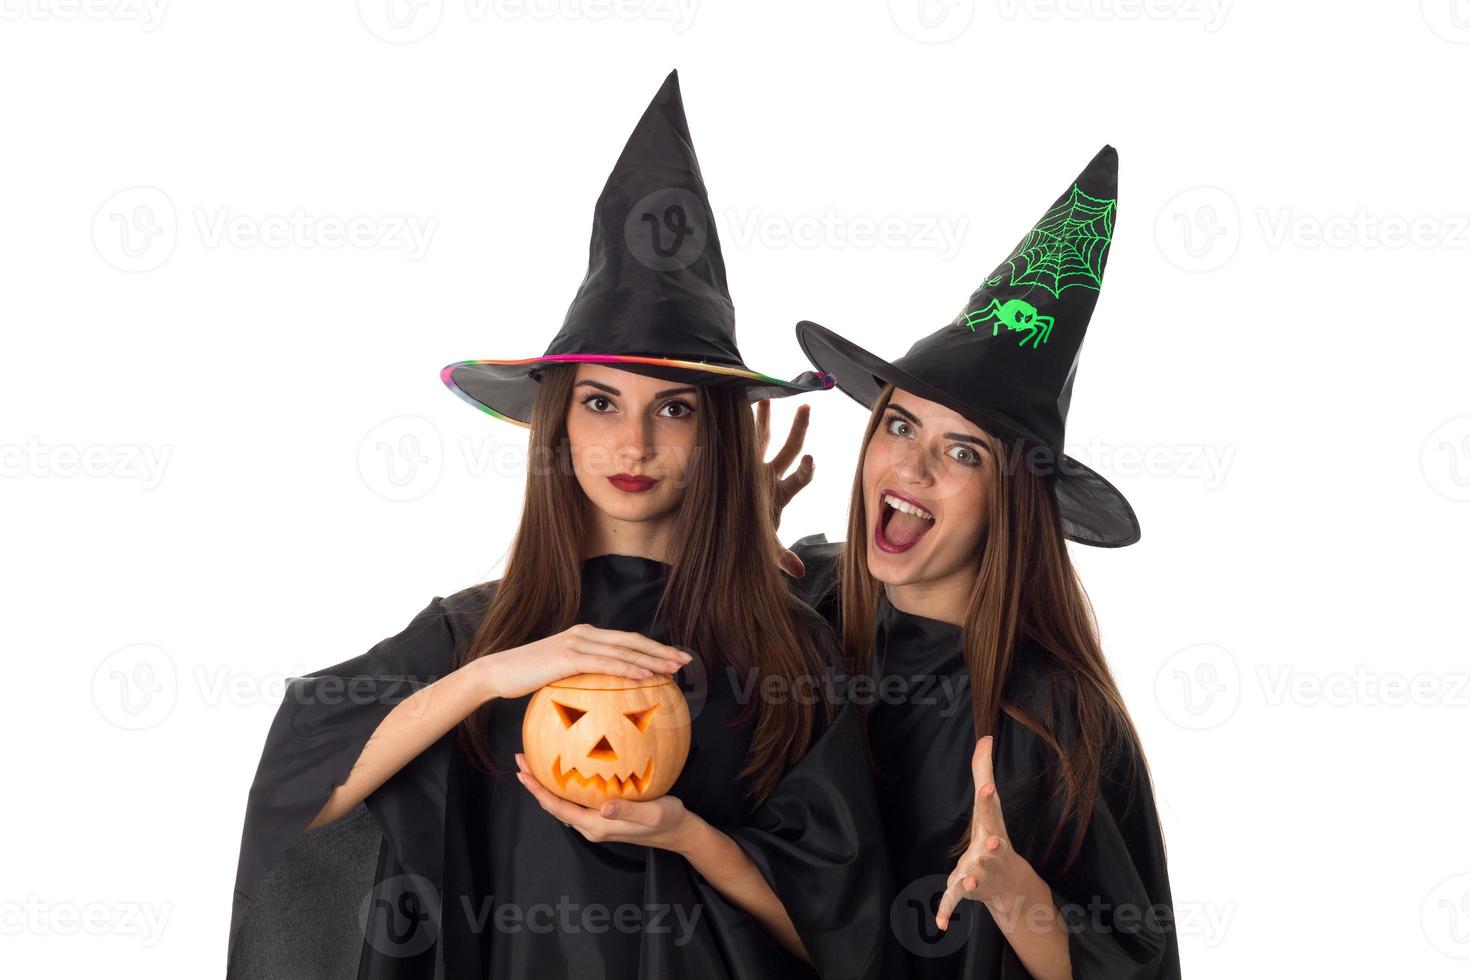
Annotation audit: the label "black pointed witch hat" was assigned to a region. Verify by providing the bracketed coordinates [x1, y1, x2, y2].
[441, 70, 831, 426]
[796, 146, 1140, 547]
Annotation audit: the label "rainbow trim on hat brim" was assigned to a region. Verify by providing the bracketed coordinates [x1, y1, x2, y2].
[441, 354, 834, 428]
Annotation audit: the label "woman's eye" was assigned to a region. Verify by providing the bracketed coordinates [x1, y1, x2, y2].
[582, 394, 615, 413]
[946, 445, 979, 466]
[658, 399, 695, 419]
[885, 416, 911, 438]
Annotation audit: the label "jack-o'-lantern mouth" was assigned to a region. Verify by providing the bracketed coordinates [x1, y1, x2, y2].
[551, 755, 655, 796]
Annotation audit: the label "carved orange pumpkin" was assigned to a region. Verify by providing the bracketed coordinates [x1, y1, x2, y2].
[521, 673, 691, 809]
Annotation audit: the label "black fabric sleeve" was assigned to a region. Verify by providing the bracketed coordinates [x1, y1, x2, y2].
[785, 532, 844, 631]
[226, 596, 460, 971]
[713, 606, 890, 980]
[720, 698, 889, 980]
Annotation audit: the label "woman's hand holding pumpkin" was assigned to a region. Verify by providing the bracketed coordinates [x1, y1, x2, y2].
[514, 752, 701, 854]
[477, 625, 690, 702]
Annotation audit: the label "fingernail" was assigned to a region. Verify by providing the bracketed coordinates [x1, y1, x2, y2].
[676, 649, 693, 661]
[638, 668, 653, 677]
[601, 804, 617, 817]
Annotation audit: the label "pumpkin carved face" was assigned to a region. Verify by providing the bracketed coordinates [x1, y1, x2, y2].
[521, 673, 691, 809]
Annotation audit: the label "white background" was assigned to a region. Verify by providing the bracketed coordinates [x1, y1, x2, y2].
[3, 0, 1469, 976]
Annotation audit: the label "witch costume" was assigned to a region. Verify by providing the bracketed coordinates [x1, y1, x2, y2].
[789, 147, 1181, 978]
[226, 71, 886, 980]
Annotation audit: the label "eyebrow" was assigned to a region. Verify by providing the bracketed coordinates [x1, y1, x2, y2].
[886, 403, 989, 451]
[575, 381, 699, 398]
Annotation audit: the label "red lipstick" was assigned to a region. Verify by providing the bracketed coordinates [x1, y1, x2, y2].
[608, 474, 659, 493]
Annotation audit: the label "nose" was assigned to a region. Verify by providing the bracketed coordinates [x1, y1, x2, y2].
[890, 437, 934, 488]
[617, 414, 656, 463]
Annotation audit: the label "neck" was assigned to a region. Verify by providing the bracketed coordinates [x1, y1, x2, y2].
[581, 511, 676, 564]
[882, 566, 976, 627]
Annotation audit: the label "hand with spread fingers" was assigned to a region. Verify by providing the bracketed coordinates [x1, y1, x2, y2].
[514, 752, 697, 853]
[936, 735, 1073, 979]
[936, 735, 1029, 929]
[754, 398, 815, 578]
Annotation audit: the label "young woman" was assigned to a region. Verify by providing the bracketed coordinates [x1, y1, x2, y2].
[225, 72, 886, 980]
[786, 147, 1181, 980]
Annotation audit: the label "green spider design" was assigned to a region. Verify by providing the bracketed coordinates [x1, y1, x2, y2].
[961, 298, 1054, 348]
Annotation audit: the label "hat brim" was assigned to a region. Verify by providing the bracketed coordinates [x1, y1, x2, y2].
[795, 320, 1141, 548]
[442, 353, 833, 428]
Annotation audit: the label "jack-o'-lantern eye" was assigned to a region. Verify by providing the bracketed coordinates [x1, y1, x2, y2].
[624, 705, 657, 732]
[552, 701, 586, 728]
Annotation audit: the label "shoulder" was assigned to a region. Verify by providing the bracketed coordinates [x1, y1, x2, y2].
[786, 532, 844, 630]
[1000, 635, 1149, 792]
[334, 580, 498, 679]
[435, 580, 500, 654]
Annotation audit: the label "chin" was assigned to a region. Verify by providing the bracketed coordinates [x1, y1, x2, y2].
[586, 489, 677, 524]
[864, 539, 923, 587]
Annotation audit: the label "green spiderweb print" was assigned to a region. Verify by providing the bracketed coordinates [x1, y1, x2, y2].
[1002, 184, 1115, 298]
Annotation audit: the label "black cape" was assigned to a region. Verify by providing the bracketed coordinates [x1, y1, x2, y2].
[789, 534, 1181, 979]
[227, 553, 888, 980]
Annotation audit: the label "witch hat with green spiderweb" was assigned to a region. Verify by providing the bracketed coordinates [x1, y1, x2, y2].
[440, 69, 831, 427]
[797, 145, 1140, 547]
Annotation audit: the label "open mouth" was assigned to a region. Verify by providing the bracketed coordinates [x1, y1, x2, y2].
[552, 755, 655, 796]
[874, 490, 935, 555]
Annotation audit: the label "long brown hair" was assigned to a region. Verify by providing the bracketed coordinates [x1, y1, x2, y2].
[454, 365, 832, 804]
[836, 383, 1153, 873]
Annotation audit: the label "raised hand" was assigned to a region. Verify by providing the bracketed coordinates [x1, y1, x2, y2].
[754, 398, 815, 577]
[935, 735, 1026, 930]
